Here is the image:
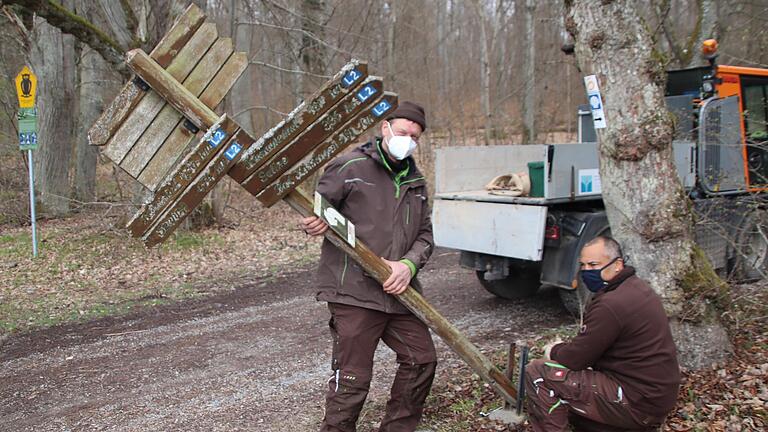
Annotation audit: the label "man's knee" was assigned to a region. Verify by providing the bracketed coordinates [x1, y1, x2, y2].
[328, 368, 373, 393]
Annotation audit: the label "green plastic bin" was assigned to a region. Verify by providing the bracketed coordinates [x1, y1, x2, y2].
[527, 161, 544, 197]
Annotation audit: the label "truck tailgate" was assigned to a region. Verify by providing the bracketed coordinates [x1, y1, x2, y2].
[432, 199, 547, 261]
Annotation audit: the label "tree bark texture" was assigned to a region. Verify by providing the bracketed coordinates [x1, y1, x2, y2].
[73, 0, 124, 203]
[3, 0, 129, 78]
[473, 0, 492, 146]
[30, 15, 76, 216]
[73, 43, 101, 203]
[566, 0, 730, 369]
[521, 0, 536, 144]
[296, 0, 328, 197]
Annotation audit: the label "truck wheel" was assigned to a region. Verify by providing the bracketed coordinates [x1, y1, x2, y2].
[475, 268, 540, 300]
[731, 209, 768, 281]
[558, 284, 592, 318]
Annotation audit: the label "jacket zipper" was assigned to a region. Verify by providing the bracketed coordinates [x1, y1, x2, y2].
[406, 202, 410, 225]
[340, 254, 348, 286]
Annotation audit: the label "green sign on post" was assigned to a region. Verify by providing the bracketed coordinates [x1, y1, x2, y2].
[18, 107, 38, 150]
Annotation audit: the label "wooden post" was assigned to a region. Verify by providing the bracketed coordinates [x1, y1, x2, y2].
[505, 343, 517, 410]
[283, 188, 518, 406]
[125, 49, 219, 130]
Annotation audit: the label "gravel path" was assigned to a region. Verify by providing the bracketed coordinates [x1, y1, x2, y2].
[1, 249, 571, 431]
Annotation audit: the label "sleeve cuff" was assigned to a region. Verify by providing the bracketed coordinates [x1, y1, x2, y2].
[399, 259, 417, 277]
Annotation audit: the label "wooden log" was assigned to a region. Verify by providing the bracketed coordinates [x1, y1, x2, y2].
[120, 38, 235, 178]
[255, 93, 398, 206]
[103, 23, 219, 164]
[138, 51, 248, 190]
[125, 48, 220, 132]
[126, 115, 234, 237]
[142, 126, 255, 247]
[242, 77, 384, 196]
[282, 188, 518, 406]
[227, 61, 369, 183]
[88, 4, 206, 146]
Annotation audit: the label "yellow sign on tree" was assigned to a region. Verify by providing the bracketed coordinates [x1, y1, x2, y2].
[15, 65, 37, 108]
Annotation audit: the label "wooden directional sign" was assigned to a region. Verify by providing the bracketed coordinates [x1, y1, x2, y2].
[89, 2, 518, 407]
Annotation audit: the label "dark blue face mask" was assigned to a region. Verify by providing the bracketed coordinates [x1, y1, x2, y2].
[580, 257, 620, 293]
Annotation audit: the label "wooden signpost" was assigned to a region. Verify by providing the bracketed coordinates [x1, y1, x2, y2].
[89, 3, 518, 408]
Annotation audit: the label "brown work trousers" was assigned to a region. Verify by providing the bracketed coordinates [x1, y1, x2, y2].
[524, 359, 666, 432]
[320, 302, 437, 432]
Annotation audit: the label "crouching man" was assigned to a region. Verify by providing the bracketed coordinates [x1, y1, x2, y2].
[525, 236, 680, 431]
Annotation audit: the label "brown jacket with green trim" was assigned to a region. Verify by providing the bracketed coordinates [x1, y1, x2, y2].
[550, 267, 681, 419]
[314, 138, 434, 314]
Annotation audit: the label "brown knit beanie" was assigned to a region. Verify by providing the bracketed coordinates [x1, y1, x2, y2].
[386, 101, 427, 131]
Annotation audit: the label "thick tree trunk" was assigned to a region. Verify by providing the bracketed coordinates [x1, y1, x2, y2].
[73, 43, 102, 203]
[30, 15, 76, 217]
[566, 0, 730, 369]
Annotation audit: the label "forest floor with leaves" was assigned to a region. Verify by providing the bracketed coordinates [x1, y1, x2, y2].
[0, 188, 767, 431]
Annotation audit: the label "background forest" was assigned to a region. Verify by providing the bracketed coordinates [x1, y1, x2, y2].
[1, 0, 767, 225]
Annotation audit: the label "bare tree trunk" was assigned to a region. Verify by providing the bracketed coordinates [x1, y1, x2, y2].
[437, 0, 448, 100]
[690, 0, 720, 67]
[299, 0, 326, 99]
[72, 43, 102, 203]
[521, 0, 536, 144]
[30, 15, 76, 217]
[386, 0, 397, 88]
[566, 0, 730, 369]
[473, 0, 492, 145]
[297, 0, 327, 196]
[228, 0, 255, 134]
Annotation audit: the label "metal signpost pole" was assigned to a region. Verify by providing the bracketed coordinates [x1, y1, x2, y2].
[16, 66, 39, 257]
[27, 149, 38, 257]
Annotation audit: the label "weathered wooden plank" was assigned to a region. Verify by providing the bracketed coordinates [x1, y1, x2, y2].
[227, 61, 369, 183]
[142, 127, 256, 247]
[126, 115, 235, 237]
[88, 4, 206, 146]
[282, 188, 518, 406]
[120, 38, 234, 178]
[124, 47, 220, 133]
[138, 51, 249, 190]
[256, 93, 398, 207]
[242, 78, 384, 196]
[102, 23, 218, 164]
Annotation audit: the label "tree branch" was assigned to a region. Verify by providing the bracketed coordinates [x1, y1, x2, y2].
[2, 0, 130, 78]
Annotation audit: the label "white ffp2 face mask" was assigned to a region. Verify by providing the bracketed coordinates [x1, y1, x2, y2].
[385, 121, 416, 160]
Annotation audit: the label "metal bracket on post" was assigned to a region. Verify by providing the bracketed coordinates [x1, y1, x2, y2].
[516, 342, 529, 416]
[132, 76, 150, 91]
[183, 118, 200, 134]
[487, 341, 528, 425]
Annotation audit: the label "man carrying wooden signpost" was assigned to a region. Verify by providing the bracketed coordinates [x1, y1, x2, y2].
[301, 102, 436, 431]
[89, 4, 520, 430]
